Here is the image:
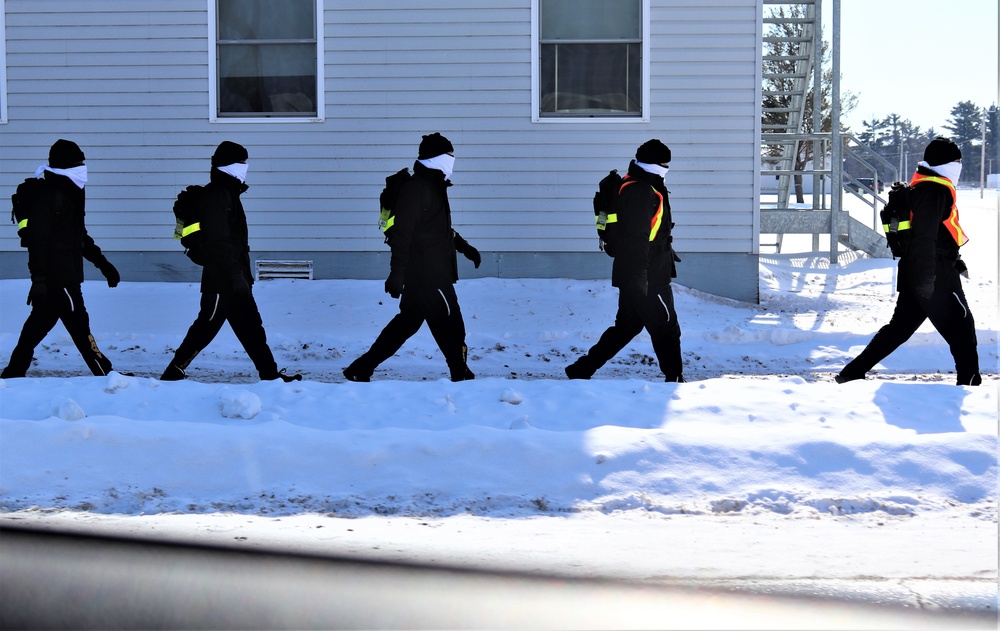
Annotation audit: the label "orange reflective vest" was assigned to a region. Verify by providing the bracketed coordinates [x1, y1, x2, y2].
[909, 172, 968, 247]
[620, 178, 664, 242]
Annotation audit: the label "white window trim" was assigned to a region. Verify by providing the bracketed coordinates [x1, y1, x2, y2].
[208, 0, 325, 123]
[531, 0, 650, 124]
[0, 1, 8, 125]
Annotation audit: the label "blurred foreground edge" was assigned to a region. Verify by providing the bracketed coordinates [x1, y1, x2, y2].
[0, 523, 994, 630]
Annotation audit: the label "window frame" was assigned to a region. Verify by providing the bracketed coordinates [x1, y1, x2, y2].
[208, 0, 325, 123]
[531, 0, 651, 124]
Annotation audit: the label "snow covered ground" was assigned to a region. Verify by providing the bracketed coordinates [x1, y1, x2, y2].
[1, 189, 997, 616]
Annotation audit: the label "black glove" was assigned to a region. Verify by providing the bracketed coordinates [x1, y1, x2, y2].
[914, 276, 935, 301]
[955, 257, 970, 279]
[96, 259, 120, 288]
[27, 280, 47, 306]
[454, 233, 481, 269]
[627, 277, 648, 298]
[385, 270, 405, 298]
[230, 274, 251, 300]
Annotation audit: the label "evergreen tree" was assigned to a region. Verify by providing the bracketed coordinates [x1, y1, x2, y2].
[944, 101, 984, 182]
[987, 105, 999, 178]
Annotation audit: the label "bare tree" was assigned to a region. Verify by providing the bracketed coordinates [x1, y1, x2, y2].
[762, 6, 857, 202]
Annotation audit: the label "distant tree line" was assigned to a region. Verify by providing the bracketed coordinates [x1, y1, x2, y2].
[850, 102, 999, 185]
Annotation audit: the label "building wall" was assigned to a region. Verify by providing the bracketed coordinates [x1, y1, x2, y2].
[0, 0, 762, 301]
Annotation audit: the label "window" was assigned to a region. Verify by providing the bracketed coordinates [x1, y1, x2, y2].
[211, 0, 323, 121]
[534, 0, 648, 121]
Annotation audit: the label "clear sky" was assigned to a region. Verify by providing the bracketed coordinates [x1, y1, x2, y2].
[824, 0, 999, 134]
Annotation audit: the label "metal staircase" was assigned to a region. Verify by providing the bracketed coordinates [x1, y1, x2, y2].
[759, 0, 891, 260]
[762, 0, 820, 210]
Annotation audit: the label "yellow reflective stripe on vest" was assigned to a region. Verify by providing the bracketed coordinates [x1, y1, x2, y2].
[18, 218, 28, 230]
[908, 173, 968, 246]
[620, 181, 664, 242]
[649, 190, 664, 241]
[180, 222, 201, 238]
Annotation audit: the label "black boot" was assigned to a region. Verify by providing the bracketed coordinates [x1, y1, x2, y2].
[450, 366, 475, 382]
[342, 366, 371, 382]
[565, 360, 593, 380]
[159, 364, 186, 381]
[0, 366, 25, 379]
[834, 372, 864, 384]
[264, 368, 302, 383]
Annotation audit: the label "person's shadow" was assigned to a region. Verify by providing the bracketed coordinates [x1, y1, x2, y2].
[873, 382, 969, 434]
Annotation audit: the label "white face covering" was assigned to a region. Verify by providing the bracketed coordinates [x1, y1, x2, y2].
[218, 161, 249, 183]
[635, 161, 669, 179]
[919, 160, 962, 184]
[36, 164, 88, 189]
[418, 153, 455, 179]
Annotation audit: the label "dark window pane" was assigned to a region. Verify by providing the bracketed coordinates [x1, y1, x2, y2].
[216, 0, 317, 116]
[219, 44, 316, 114]
[219, 0, 314, 40]
[541, 0, 641, 40]
[540, 43, 641, 116]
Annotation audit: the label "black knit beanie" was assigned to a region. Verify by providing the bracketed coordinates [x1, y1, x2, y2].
[212, 141, 249, 167]
[418, 133, 454, 160]
[636, 139, 671, 165]
[49, 139, 85, 168]
[923, 137, 962, 166]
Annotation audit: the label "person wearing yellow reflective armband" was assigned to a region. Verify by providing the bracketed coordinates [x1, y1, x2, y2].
[2, 139, 120, 378]
[159, 142, 301, 384]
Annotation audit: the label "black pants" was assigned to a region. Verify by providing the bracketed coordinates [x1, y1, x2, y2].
[167, 291, 279, 379]
[570, 284, 683, 380]
[2, 283, 113, 378]
[841, 273, 980, 385]
[348, 284, 468, 379]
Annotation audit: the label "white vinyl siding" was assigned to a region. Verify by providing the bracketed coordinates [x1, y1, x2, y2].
[0, 0, 761, 296]
[0, 2, 7, 125]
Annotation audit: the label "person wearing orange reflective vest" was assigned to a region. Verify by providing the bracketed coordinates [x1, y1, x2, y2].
[837, 137, 981, 386]
[566, 139, 685, 382]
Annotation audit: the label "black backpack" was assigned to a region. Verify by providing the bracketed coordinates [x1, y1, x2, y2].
[378, 168, 412, 245]
[593, 169, 624, 257]
[10, 177, 45, 248]
[880, 181, 912, 259]
[172, 184, 207, 265]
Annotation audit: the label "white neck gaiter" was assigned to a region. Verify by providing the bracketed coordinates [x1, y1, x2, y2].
[418, 154, 455, 179]
[919, 160, 962, 185]
[218, 162, 249, 183]
[635, 161, 669, 179]
[36, 164, 88, 189]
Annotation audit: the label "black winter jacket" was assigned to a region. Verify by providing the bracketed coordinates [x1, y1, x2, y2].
[25, 172, 110, 288]
[611, 160, 677, 290]
[389, 162, 459, 288]
[198, 169, 253, 294]
[898, 166, 962, 292]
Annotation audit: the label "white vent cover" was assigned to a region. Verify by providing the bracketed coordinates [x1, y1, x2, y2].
[255, 260, 314, 281]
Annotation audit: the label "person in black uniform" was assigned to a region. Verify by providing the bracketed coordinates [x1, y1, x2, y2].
[344, 133, 480, 382]
[2, 139, 121, 378]
[565, 139, 684, 382]
[160, 141, 301, 383]
[836, 137, 981, 386]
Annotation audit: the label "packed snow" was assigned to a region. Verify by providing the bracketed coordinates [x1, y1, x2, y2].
[0, 189, 996, 591]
